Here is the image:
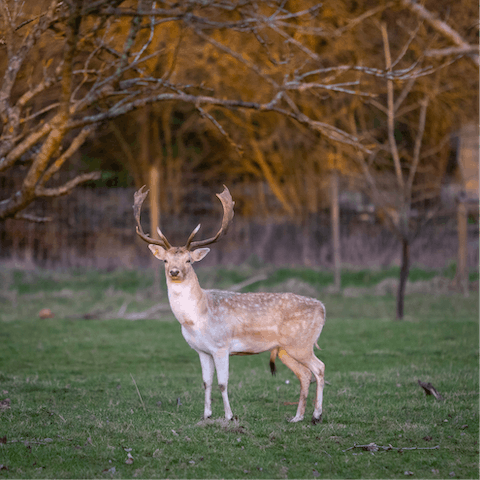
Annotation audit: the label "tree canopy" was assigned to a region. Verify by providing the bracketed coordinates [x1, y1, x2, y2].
[0, 0, 477, 220]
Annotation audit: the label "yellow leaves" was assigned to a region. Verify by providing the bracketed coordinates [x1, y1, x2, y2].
[321, 6, 336, 19]
[327, 151, 351, 173]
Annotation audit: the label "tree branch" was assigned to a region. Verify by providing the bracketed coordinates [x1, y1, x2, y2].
[39, 127, 92, 186]
[0, 0, 59, 121]
[0, 120, 53, 170]
[35, 171, 101, 197]
[62, 2, 83, 109]
[406, 97, 429, 203]
[67, 91, 368, 151]
[381, 22, 405, 191]
[401, 0, 479, 66]
[425, 45, 479, 58]
[12, 213, 53, 223]
[196, 105, 244, 157]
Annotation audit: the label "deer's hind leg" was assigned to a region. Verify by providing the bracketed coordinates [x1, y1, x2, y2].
[307, 354, 325, 423]
[288, 349, 325, 424]
[277, 348, 312, 423]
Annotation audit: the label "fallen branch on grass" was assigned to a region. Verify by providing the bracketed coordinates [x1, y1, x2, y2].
[342, 442, 440, 453]
[66, 309, 110, 320]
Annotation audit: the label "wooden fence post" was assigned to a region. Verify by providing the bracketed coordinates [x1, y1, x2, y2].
[330, 169, 341, 292]
[149, 163, 162, 291]
[456, 199, 469, 297]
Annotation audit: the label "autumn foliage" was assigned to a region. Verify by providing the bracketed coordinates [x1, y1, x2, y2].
[0, 0, 477, 221]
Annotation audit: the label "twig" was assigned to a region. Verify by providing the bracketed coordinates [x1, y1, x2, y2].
[400, 0, 479, 66]
[196, 105, 244, 157]
[35, 171, 101, 197]
[342, 442, 440, 453]
[12, 213, 52, 223]
[130, 374, 146, 412]
[426, 46, 478, 58]
[66, 308, 109, 320]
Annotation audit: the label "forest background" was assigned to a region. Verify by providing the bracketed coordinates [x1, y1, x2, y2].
[0, 0, 478, 319]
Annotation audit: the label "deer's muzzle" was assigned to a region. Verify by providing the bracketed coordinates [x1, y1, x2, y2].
[168, 268, 184, 283]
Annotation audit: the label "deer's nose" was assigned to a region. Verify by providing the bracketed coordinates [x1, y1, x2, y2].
[170, 268, 180, 278]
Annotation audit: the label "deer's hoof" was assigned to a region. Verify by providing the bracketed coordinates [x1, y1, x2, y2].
[311, 414, 323, 425]
[288, 415, 304, 423]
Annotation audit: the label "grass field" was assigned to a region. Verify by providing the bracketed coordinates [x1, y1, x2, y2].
[0, 266, 478, 479]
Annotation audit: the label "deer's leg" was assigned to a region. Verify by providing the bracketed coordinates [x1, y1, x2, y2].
[213, 352, 233, 420]
[288, 349, 325, 424]
[308, 355, 325, 424]
[198, 351, 215, 419]
[312, 355, 325, 424]
[277, 348, 311, 423]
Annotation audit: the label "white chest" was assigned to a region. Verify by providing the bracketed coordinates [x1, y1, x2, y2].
[167, 282, 206, 325]
[180, 323, 217, 353]
[167, 285, 233, 354]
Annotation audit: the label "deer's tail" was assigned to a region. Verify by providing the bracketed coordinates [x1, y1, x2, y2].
[269, 348, 278, 376]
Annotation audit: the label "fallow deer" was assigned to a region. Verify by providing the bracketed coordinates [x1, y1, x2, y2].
[133, 185, 326, 423]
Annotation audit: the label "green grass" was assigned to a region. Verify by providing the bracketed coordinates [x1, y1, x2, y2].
[0, 266, 478, 478]
[197, 263, 479, 293]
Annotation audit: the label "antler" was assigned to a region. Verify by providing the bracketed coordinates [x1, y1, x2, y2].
[133, 186, 171, 249]
[186, 185, 235, 250]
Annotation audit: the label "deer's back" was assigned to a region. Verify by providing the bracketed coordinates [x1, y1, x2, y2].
[205, 289, 325, 326]
[202, 290, 325, 353]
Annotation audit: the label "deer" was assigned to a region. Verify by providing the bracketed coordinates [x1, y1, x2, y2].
[133, 185, 326, 424]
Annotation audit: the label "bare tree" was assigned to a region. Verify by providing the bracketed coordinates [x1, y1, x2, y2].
[347, 20, 474, 319]
[2, 0, 441, 222]
[0, 1, 339, 220]
[1, 2, 476, 319]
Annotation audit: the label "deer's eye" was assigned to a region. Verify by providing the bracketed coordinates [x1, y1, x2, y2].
[186, 259, 191, 264]
[164, 260, 168, 264]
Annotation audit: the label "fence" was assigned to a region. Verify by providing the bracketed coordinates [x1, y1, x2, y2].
[0, 186, 478, 271]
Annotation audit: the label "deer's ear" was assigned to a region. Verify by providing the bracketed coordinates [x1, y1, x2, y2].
[148, 244, 167, 260]
[191, 248, 210, 263]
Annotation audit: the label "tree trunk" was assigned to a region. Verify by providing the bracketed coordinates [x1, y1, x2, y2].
[396, 237, 410, 320]
[330, 170, 341, 292]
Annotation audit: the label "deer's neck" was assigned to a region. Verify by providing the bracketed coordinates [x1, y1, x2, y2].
[166, 274, 208, 326]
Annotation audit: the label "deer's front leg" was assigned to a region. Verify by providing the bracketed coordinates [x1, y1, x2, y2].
[198, 351, 214, 419]
[213, 351, 233, 420]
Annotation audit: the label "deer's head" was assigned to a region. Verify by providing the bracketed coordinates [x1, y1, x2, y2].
[133, 186, 234, 284]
